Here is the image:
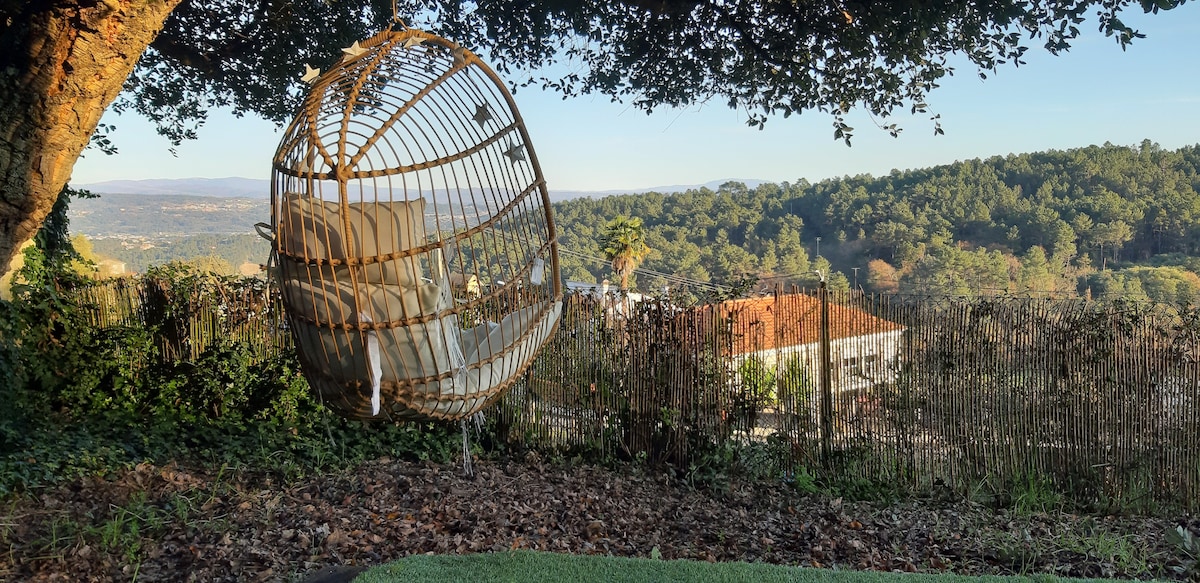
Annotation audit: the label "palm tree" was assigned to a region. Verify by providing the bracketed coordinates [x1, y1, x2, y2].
[600, 215, 651, 291]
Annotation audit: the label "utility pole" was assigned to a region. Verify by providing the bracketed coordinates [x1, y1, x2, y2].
[815, 236, 821, 258]
[851, 267, 859, 290]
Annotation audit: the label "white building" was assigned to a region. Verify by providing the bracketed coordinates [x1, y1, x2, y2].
[712, 293, 905, 394]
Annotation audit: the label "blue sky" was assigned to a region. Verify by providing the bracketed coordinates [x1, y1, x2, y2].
[71, 4, 1200, 192]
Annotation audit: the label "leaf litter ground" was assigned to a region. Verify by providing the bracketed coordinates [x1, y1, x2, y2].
[2, 456, 1196, 582]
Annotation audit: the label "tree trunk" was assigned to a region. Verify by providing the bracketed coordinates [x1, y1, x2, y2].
[0, 0, 182, 277]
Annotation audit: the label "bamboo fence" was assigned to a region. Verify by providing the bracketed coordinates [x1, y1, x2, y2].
[75, 275, 288, 363]
[497, 286, 1200, 509]
[71, 277, 1200, 509]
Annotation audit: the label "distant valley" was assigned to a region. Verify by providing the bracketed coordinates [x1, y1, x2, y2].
[68, 191, 272, 274]
[70, 192, 268, 237]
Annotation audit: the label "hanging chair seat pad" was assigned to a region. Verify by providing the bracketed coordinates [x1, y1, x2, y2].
[283, 273, 457, 381]
[285, 272, 562, 419]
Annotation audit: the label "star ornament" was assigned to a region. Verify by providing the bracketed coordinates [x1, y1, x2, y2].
[402, 34, 426, 50]
[472, 104, 493, 126]
[503, 140, 526, 164]
[451, 46, 468, 68]
[341, 41, 367, 62]
[300, 64, 320, 84]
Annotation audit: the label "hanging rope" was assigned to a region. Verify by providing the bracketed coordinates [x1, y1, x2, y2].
[459, 411, 486, 477]
[460, 417, 473, 477]
[391, 0, 405, 27]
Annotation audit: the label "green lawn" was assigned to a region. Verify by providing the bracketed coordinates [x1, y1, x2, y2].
[357, 550, 1114, 583]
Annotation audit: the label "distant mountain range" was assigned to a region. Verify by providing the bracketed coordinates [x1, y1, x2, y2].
[74, 177, 771, 201]
[75, 177, 272, 199]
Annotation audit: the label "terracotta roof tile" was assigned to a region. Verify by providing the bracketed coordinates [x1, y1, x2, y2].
[707, 294, 904, 355]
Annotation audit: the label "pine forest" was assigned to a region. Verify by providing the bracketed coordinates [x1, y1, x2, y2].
[552, 141, 1200, 303]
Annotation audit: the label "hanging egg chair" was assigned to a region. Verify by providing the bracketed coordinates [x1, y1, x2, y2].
[268, 26, 562, 421]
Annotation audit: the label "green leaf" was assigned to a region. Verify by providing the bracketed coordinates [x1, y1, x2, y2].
[1167, 525, 1196, 555]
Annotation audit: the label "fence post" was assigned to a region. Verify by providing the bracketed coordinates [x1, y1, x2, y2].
[818, 279, 834, 466]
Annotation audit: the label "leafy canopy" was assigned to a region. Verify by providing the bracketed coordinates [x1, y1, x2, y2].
[110, 0, 1186, 145]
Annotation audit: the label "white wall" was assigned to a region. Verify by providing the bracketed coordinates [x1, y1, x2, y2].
[735, 328, 905, 394]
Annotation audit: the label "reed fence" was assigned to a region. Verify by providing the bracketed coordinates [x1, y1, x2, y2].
[72, 277, 1200, 509]
[75, 275, 288, 364]
[495, 287, 1200, 508]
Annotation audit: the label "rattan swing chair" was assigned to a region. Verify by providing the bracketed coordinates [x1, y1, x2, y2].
[266, 23, 562, 422]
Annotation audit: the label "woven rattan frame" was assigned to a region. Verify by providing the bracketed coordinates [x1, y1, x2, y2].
[270, 27, 562, 421]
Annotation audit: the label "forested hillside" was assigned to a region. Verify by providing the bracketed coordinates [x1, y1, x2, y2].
[554, 141, 1200, 303]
